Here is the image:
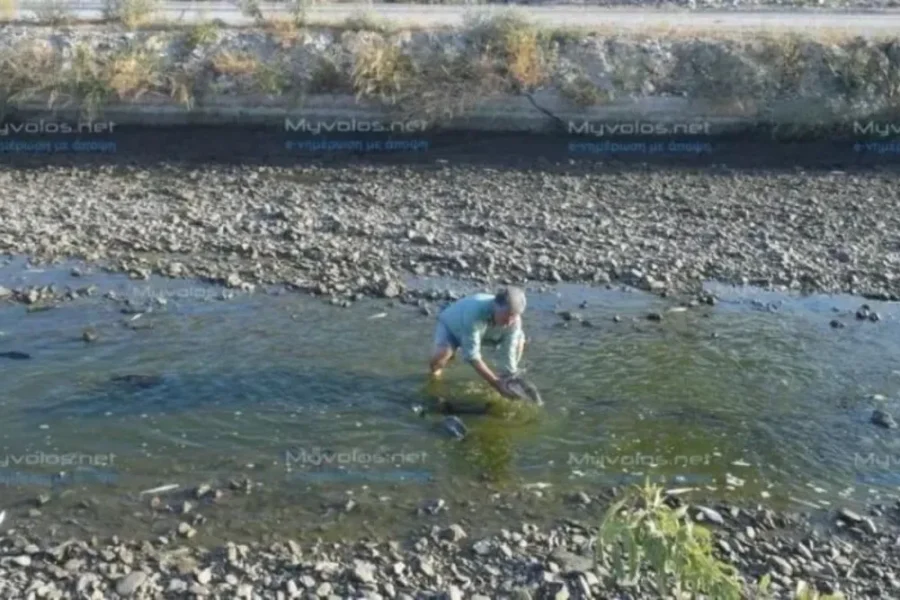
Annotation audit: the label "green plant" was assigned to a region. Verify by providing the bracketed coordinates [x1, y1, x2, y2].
[559, 72, 609, 107]
[255, 62, 289, 95]
[596, 480, 743, 599]
[185, 21, 220, 52]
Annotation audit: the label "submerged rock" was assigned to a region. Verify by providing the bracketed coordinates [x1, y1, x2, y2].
[441, 416, 467, 440]
[872, 409, 897, 429]
[109, 374, 164, 389]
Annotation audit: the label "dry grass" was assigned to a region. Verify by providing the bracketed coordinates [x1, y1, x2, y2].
[106, 48, 160, 100]
[103, 0, 159, 30]
[343, 9, 557, 120]
[266, 17, 305, 48]
[211, 51, 263, 77]
[210, 50, 289, 95]
[350, 36, 416, 104]
[466, 10, 555, 91]
[0, 40, 177, 118]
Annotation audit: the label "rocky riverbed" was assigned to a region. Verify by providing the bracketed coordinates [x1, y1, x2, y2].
[2, 488, 900, 599]
[1, 156, 899, 305]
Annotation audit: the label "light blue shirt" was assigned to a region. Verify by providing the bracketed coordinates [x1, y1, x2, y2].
[438, 293, 523, 374]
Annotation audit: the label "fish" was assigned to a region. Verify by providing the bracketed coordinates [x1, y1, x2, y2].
[501, 376, 544, 406]
[0, 351, 31, 360]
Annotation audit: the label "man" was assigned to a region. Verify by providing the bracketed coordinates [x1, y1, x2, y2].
[429, 286, 527, 398]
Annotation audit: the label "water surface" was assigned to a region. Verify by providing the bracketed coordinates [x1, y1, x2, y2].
[1, 257, 899, 541]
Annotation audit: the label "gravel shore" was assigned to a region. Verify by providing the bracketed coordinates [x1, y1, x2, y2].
[1, 147, 899, 306]
[2, 492, 899, 599]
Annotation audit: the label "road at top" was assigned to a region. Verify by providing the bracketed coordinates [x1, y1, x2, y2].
[11, 1, 900, 33]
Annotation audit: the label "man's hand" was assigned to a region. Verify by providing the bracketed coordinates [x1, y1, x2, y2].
[471, 359, 515, 398]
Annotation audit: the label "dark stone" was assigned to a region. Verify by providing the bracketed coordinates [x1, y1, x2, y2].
[109, 374, 164, 389]
[872, 409, 897, 429]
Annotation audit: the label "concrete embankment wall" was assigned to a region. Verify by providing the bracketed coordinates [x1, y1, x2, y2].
[1, 18, 900, 137]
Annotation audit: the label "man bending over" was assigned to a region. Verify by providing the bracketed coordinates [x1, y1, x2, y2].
[429, 286, 527, 398]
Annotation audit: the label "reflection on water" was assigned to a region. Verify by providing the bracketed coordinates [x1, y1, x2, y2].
[1, 258, 900, 539]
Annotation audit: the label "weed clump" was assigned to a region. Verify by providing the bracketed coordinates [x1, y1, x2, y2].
[597, 481, 847, 600]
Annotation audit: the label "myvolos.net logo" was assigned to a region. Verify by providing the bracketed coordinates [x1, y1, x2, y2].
[568, 120, 712, 136]
[284, 447, 428, 467]
[284, 117, 428, 134]
[853, 120, 900, 137]
[0, 451, 116, 467]
[0, 119, 117, 136]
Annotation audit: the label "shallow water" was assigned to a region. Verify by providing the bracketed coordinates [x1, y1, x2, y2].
[1, 256, 900, 541]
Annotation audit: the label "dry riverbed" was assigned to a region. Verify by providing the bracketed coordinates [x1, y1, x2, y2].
[1, 160, 899, 306]
[1, 490, 900, 599]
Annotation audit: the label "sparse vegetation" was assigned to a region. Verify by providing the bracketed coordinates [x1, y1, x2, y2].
[103, 0, 159, 30]
[465, 10, 556, 91]
[0, 8, 898, 124]
[0, 40, 178, 118]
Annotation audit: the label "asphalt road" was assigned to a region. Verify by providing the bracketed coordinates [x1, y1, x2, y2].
[11, 1, 900, 32]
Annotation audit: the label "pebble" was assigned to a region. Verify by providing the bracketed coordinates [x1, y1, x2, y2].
[872, 409, 897, 429]
[115, 571, 147, 596]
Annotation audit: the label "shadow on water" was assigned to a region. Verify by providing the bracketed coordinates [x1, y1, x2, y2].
[418, 377, 546, 485]
[3, 126, 900, 173]
[25, 366, 427, 419]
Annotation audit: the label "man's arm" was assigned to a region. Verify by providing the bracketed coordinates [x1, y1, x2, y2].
[459, 327, 507, 395]
[497, 323, 524, 377]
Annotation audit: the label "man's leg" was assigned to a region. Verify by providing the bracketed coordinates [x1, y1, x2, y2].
[430, 346, 455, 378]
[430, 321, 458, 378]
